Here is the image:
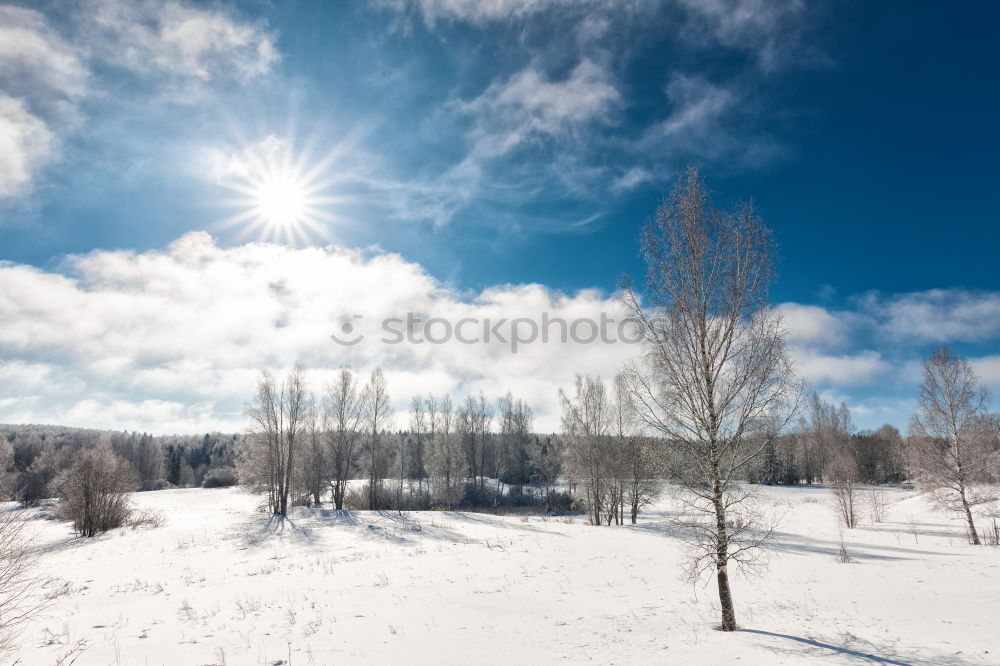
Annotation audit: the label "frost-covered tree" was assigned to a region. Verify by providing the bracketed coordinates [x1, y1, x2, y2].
[458, 394, 493, 491]
[534, 435, 564, 511]
[429, 395, 462, 507]
[408, 395, 428, 497]
[324, 368, 364, 510]
[621, 167, 801, 631]
[498, 393, 533, 495]
[560, 374, 614, 526]
[242, 364, 308, 515]
[56, 447, 139, 537]
[361, 368, 393, 510]
[804, 394, 859, 528]
[298, 396, 325, 507]
[909, 346, 999, 544]
[613, 374, 661, 524]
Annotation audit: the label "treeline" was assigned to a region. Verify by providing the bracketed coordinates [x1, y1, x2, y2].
[0, 425, 240, 505]
[240, 366, 572, 515]
[241, 365, 668, 524]
[747, 393, 906, 486]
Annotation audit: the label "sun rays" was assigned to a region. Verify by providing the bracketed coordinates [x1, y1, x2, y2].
[212, 133, 351, 245]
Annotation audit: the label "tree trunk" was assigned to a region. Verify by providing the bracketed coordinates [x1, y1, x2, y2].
[716, 562, 736, 631]
[960, 485, 980, 545]
[713, 482, 736, 631]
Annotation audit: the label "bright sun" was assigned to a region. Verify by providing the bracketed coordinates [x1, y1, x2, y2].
[254, 176, 308, 227]
[215, 135, 344, 244]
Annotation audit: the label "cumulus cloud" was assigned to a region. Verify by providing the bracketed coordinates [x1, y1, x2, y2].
[790, 350, 890, 387]
[777, 303, 850, 348]
[0, 233, 637, 433]
[3, 234, 998, 433]
[970, 355, 1000, 390]
[869, 289, 1000, 343]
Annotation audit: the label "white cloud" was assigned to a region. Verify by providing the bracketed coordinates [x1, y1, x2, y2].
[0, 6, 88, 108]
[675, 0, 817, 72]
[459, 59, 620, 160]
[0, 233, 637, 433]
[81, 0, 279, 82]
[870, 289, 1000, 343]
[654, 75, 735, 139]
[365, 58, 621, 228]
[0, 95, 56, 198]
[791, 349, 890, 387]
[611, 167, 656, 194]
[637, 74, 786, 169]
[777, 303, 849, 348]
[0, 1, 280, 200]
[0, 6, 88, 199]
[4, 229, 997, 434]
[396, 0, 573, 25]
[970, 355, 1000, 390]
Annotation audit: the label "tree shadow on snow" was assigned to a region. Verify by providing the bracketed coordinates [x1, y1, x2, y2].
[766, 531, 951, 560]
[438, 510, 572, 537]
[742, 628, 976, 666]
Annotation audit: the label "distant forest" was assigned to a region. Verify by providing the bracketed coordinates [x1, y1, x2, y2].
[0, 425, 240, 505]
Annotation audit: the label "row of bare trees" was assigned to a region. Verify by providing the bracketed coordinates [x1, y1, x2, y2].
[241, 365, 559, 514]
[760, 350, 1000, 543]
[558, 374, 662, 526]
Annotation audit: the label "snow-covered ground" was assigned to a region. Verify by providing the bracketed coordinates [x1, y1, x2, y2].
[7, 485, 999, 665]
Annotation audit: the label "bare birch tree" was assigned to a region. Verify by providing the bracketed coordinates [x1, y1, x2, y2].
[361, 367, 393, 510]
[459, 394, 493, 490]
[299, 396, 326, 507]
[324, 368, 364, 510]
[613, 373, 661, 524]
[498, 393, 533, 496]
[535, 435, 564, 511]
[430, 395, 461, 507]
[560, 374, 613, 526]
[909, 345, 999, 544]
[243, 364, 308, 516]
[621, 167, 801, 631]
[409, 395, 428, 498]
[804, 394, 859, 528]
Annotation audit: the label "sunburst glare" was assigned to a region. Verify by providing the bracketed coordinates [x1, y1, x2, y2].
[212, 134, 349, 245]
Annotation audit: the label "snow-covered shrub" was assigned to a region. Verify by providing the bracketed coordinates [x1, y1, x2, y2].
[126, 508, 166, 530]
[345, 482, 391, 510]
[56, 448, 139, 537]
[202, 467, 238, 488]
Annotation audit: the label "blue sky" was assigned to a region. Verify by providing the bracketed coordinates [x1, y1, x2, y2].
[1, 0, 998, 433]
